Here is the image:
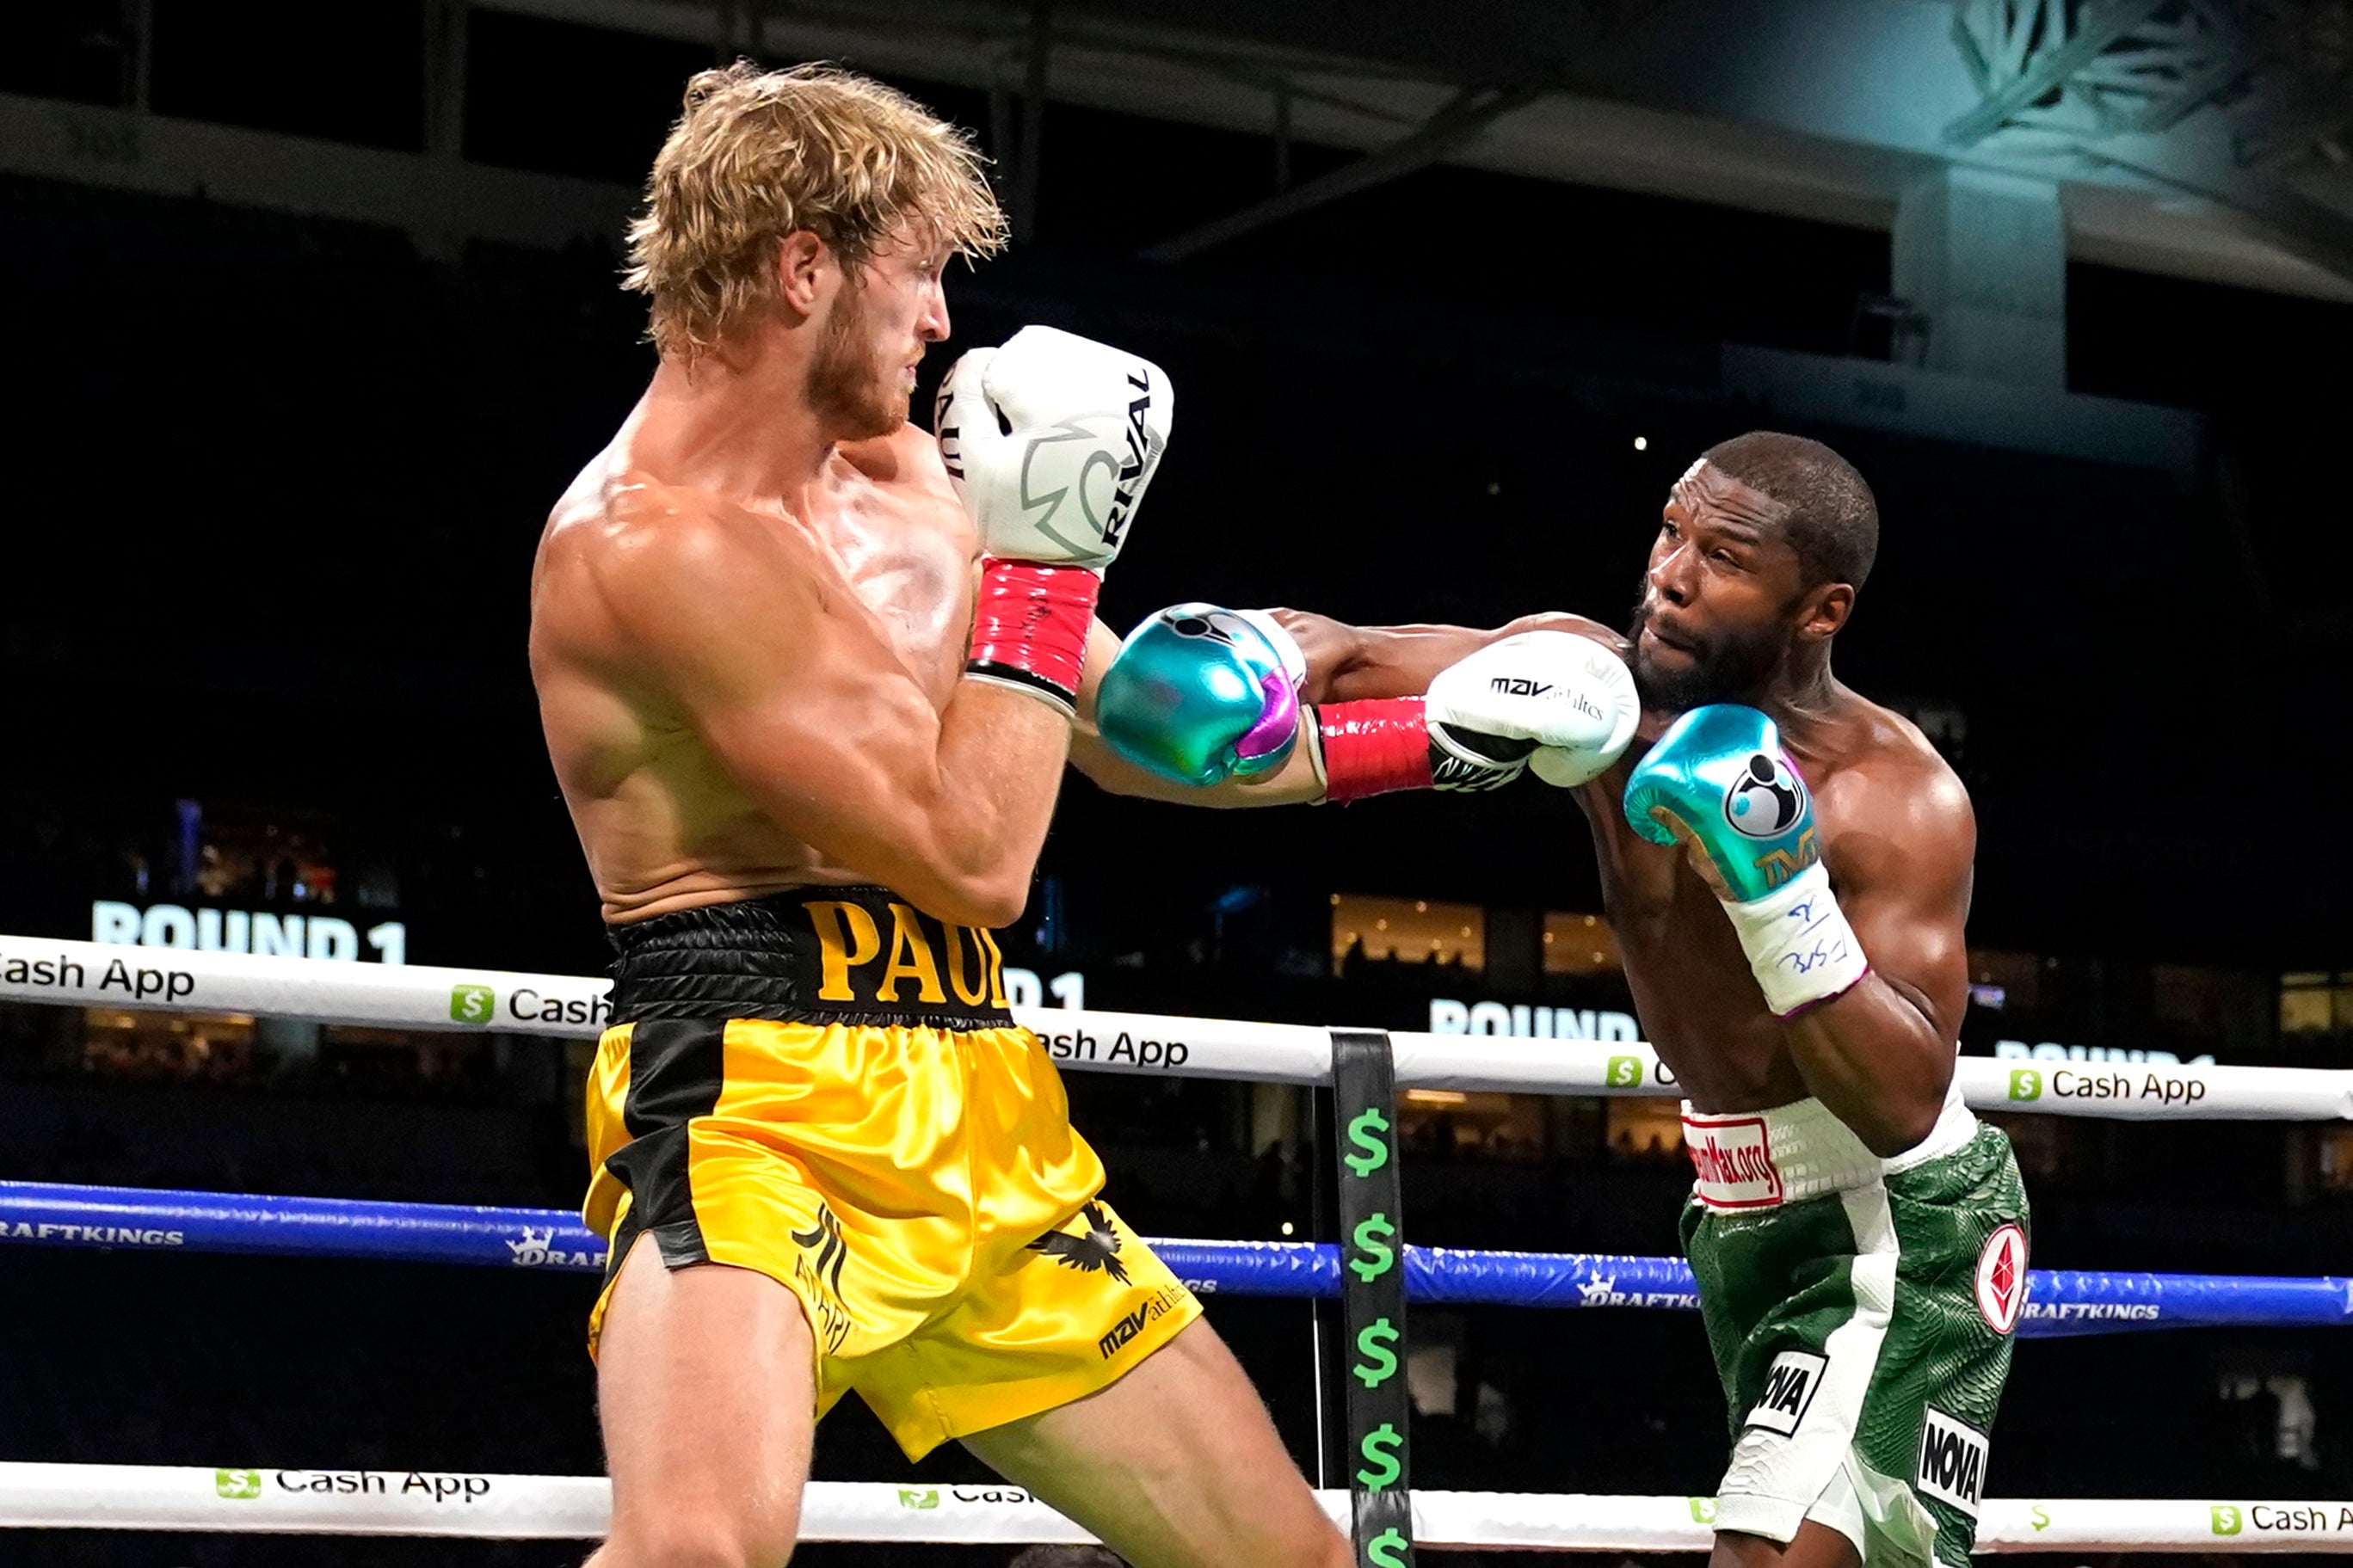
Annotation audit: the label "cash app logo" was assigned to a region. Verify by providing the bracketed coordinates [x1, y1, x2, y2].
[215, 1469, 263, 1499]
[2007, 1068, 2043, 1102]
[1688, 1497, 1718, 1524]
[449, 984, 496, 1024]
[899, 1487, 939, 1510]
[1605, 1055, 1643, 1088]
[2211, 1505, 2243, 1536]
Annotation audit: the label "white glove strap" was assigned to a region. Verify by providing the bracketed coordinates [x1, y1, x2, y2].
[1724, 863, 1871, 1019]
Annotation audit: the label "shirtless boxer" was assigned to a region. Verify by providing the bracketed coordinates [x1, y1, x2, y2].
[1087, 433, 2027, 1568]
[528, 62, 1346, 1568]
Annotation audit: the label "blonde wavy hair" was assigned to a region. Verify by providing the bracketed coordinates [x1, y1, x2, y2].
[625, 62, 1006, 363]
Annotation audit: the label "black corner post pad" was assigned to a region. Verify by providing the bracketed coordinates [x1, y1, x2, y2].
[1329, 1028, 1414, 1568]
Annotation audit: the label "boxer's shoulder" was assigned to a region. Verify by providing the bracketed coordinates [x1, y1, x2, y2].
[541, 476, 835, 662]
[1814, 694, 1972, 867]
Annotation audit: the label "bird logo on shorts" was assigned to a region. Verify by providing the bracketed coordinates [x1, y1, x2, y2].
[790, 1205, 849, 1299]
[1027, 1202, 1130, 1284]
[1722, 752, 1805, 839]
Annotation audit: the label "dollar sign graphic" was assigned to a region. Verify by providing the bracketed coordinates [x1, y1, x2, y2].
[1355, 1423, 1403, 1490]
[1349, 1214, 1395, 1282]
[1353, 1319, 1399, 1388]
[1344, 1109, 1390, 1177]
[1366, 1526, 1411, 1568]
[2030, 1505, 2050, 1533]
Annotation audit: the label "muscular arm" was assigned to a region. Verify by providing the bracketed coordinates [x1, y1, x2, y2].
[1278, 610, 1626, 703]
[564, 496, 1067, 929]
[1779, 762, 1975, 1156]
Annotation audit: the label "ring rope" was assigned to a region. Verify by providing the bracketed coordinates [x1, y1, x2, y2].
[9, 938, 2342, 1549]
[0, 1463, 2343, 1551]
[1, 935, 2342, 1117]
[3, 1181, 2345, 1335]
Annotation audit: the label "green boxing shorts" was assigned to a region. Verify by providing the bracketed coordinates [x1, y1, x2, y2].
[1679, 1092, 2030, 1568]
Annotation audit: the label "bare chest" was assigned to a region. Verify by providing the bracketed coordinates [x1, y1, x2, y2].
[1581, 782, 1851, 1105]
[817, 485, 977, 703]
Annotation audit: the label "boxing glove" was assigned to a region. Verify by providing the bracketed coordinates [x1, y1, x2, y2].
[1094, 605, 1303, 787]
[935, 326, 1172, 714]
[1623, 704, 1869, 1017]
[1320, 631, 1639, 802]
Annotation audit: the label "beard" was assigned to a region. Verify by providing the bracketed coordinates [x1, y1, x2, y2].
[806, 285, 906, 440]
[1625, 580, 1787, 713]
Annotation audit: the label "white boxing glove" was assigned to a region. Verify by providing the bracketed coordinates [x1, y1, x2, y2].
[934, 325, 1172, 572]
[1314, 630, 1641, 802]
[1426, 631, 1641, 790]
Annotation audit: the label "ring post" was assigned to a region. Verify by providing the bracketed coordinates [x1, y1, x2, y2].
[1331, 1029, 1413, 1568]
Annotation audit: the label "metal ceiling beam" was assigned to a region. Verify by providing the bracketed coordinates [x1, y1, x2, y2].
[1140, 80, 1549, 262]
[1943, 0, 2179, 146]
[2115, 40, 2251, 137]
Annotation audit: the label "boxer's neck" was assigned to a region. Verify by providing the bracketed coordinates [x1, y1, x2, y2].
[639, 333, 841, 508]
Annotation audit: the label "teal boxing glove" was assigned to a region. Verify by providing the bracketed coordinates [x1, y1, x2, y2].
[1095, 604, 1303, 787]
[1623, 704, 1869, 1017]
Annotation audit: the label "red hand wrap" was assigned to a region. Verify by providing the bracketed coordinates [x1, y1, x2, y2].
[1317, 698, 1433, 802]
[966, 559, 1100, 713]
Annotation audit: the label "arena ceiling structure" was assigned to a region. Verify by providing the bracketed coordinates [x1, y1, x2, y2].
[489, 0, 2353, 304]
[7, 1, 2349, 309]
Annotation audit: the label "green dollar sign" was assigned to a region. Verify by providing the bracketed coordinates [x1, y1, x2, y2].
[1344, 1109, 1390, 1177]
[2030, 1505, 2050, 1533]
[1349, 1214, 1395, 1282]
[1365, 1526, 1412, 1568]
[1355, 1423, 1403, 1490]
[1353, 1319, 1399, 1388]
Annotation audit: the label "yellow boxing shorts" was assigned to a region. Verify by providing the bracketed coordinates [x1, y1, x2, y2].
[581, 885, 1200, 1460]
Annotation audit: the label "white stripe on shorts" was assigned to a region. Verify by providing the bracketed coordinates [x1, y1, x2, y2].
[1713, 1175, 1936, 1563]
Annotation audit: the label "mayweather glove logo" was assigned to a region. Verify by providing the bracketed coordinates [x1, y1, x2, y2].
[1722, 752, 1805, 839]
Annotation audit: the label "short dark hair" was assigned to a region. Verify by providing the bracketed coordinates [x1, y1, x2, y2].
[1700, 431, 1879, 592]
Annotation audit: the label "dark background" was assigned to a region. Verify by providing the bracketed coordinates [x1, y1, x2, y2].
[2, 3, 2351, 1565]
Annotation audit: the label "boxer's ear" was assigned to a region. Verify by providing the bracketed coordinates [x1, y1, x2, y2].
[1796, 582, 1853, 643]
[774, 231, 829, 319]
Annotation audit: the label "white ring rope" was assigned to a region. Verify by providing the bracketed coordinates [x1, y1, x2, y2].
[7, 935, 2344, 1550]
[0, 1464, 2343, 1551]
[1, 933, 2343, 1118]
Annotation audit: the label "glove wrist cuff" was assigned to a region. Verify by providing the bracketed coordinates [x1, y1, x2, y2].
[1316, 698, 1433, 802]
[966, 560, 1100, 716]
[1725, 863, 1871, 1019]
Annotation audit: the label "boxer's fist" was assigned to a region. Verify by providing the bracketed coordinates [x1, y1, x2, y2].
[1623, 704, 1818, 902]
[934, 326, 1171, 573]
[1425, 632, 1641, 791]
[1096, 605, 1303, 787]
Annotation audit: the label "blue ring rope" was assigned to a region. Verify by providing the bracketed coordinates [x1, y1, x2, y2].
[1, 1180, 2343, 1339]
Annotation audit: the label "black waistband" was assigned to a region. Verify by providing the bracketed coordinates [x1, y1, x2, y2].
[605, 887, 1017, 1030]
